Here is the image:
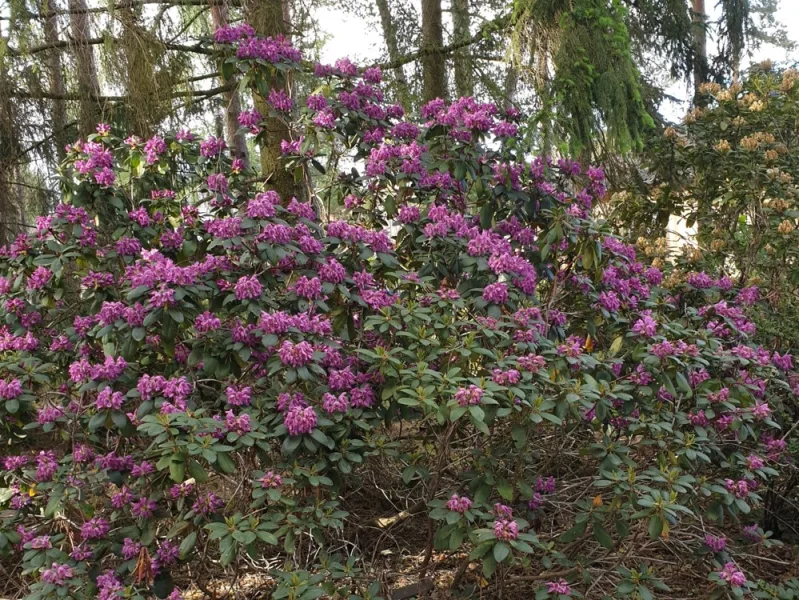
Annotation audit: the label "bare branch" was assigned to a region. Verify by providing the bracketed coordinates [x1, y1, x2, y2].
[5, 36, 214, 56]
[10, 0, 239, 18]
[8, 83, 234, 102]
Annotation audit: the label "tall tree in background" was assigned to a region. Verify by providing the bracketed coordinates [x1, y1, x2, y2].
[420, 0, 446, 102]
[41, 0, 68, 164]
[715, 0, 790, 84]
[509, 0, 653, 157]
[244, 0, 301, 201]
[375, 0, 412, 111]
[211, 2, 248, 163]
[692, 0, 708, 99]
[451, 0, 473, 98]
[0, 66, 19, 245]
[0, 0, 792, 238]
[69, 0, 102, 136]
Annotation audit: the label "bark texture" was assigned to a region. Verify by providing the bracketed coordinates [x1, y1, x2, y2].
[69, 0, 102, 135]
[244, 0, 299, 202]
[42, 0, 68, 164]
[451, 0, 473, 98]
[211, 3, 249, 163]
[375, 0, 412, 111]
[692, 0, 708, 100]
[421, 0, 446, 102]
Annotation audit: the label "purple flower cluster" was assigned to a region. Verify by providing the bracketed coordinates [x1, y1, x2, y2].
[200, 136, 226, 157]
[284, 404, 317, 436]
[247, 191, 279, 218]
[80, 517, 110, 540]
[737, 286, 760, 305]
[546, 579, 572, 596]
[28, 266, 53, 290]
[278, 340, 315, 367]
[195, 311, 222, 332]
[95, 387, 125, 410]
[121, 537, 141, 560]
[290, 276, 323, 299]
[225, 410, 251, 434]
[207, 172, 228, 193]
[72, 141, 115, 187]
[143, 136, 166, 164]
[238, 109, 263, 134]
[632, 313, 658, 337]
[213, 23, 255, 43]
[454, 385, 483, 406]
[136, 374, 191, 404]
[206, 217, 242, 239]
[724, 478, 753, 498]
[268, 89, 293, 112]
[234, 275, 263, 300]
[97, 571, 123, 600]
[687, 271, 714, 289]
[41, 563, 73, 585]
[235, 34, 301, 63]
[482, 282, 508, 304]
[445, 493, 472, 514]
[260, 471, 283, 488]
[322, 392, 349, 413]
[705, 534, 726, 552]
[130, 497, 158, 519]
[327, 221, 394, 253]
[492, 369, 520, 385]
[742, 524, 761, 542]
[306, 94, 328, 111]
[493, 518, 519, 541]
[226, 385, 252, 407]
[192, 493, 224, 516]
[718, 562, 747, 587]
[0, 378, 23, 399]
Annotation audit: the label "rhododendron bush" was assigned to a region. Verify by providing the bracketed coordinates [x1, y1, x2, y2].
[2, 27, 799, 600]
[609, 64, 799, 352]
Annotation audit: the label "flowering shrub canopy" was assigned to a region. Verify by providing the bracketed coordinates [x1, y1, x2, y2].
[2, 27, 799, 600]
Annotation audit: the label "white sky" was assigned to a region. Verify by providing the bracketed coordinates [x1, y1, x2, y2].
[316, 6, 385, 65]
[314, 1, 799, 123]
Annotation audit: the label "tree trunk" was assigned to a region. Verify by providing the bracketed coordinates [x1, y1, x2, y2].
[41, 0, 68, 165]
[0, 63, 20, 245]
[375, 0, 412, 112]
[692, 0, 708, 101]
[503, 64, 518, 107]
[118, 6, 159, 137]
[211, 3, 248, 164]
[451, 0, 472, 98]
[69, 0, 101, 135]
[535, 37, 552, 156]
[243, 0, 299, 203]
[421, 0, 446, 103]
